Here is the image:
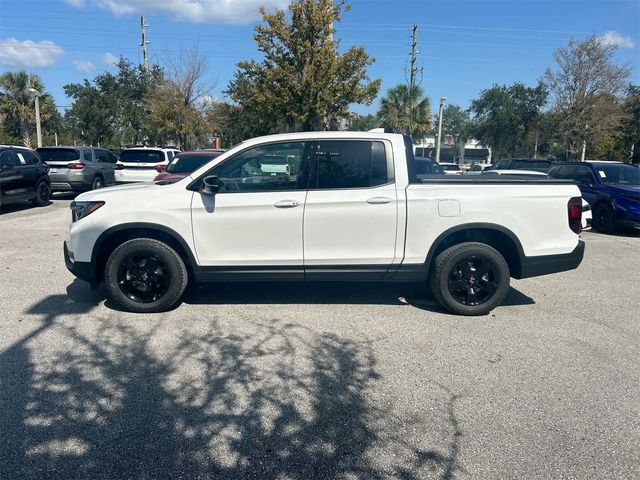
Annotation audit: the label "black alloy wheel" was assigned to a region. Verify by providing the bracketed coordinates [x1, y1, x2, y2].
[592, 203, 616, 234]
[430, 242, 510, 316]
[447, 256, 498, 307]
[33, 180, 51, 206]
[117, 252, 170, 303]
[104, 238, 188, 313]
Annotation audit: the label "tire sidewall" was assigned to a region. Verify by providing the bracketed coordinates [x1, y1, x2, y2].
[104, 239, 188, 313]
[92, 176, 103, 190]
[34, 179, 51, 206]
[432, 243, 510, 316]
[593, 203, 615, 233]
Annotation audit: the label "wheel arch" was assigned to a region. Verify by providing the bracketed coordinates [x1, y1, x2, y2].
[92, 223, 197, 283]
[425, 223, 525, 279]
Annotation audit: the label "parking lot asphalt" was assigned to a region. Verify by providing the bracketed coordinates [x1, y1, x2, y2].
[1, 196, 639, 480]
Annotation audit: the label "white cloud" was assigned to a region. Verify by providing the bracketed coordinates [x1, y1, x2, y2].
[597, 31, 635, 49]
[103, 52, 119, 66]
[0, 38, 64, 68]
[73, 59, 96, 72]
[65, 1, 289, 23]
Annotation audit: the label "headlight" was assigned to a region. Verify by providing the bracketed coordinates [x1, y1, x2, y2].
[70, 201, 105, 222]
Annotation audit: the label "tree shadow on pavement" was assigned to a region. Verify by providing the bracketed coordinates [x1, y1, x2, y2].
[2, 304, 464, 479]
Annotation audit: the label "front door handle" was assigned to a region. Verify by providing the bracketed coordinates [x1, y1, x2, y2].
[274, 200, 300, 208]
[366, 197, 392, 205]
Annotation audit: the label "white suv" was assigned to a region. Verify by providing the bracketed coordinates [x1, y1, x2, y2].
[115, 147, 181, 184]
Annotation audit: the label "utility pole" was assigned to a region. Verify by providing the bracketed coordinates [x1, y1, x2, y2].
[435, 97, 446, 163]
[140, 15, 149, 74]
[409, 24, 418, 92]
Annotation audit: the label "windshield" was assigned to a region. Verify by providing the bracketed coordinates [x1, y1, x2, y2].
[596, 164, 640, 185]
[119, 150, 164, 163]
[36, 148, 79, 162]
[166, 153, 221, 174]
[441, 164, 460, 171]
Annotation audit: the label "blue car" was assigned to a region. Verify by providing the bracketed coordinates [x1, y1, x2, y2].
[548, 162, 640, 233]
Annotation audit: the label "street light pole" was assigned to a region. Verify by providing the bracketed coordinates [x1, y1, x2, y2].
[435, 96, 446, 163]
[27, 87, 42, 148]
[33, 94, 42, 148]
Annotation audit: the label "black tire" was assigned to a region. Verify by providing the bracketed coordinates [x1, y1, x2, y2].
[31, 179, 51, 206]
[430, 242, 510, 316]
[592, 203, 616, 234]
[104, 238, 188, 313]
[92, 176, 104, 190]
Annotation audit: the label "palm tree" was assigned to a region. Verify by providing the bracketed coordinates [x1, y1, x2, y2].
[377, 84, 431, 142]
[0, 71, 52, 147]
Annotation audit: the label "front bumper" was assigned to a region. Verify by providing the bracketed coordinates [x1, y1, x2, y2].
[64, 242, 98, 284]
[518, 240, 585, 279]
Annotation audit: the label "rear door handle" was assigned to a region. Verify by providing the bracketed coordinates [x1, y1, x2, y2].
[274, 200, 300, 208]
[366, 197, 392, 205]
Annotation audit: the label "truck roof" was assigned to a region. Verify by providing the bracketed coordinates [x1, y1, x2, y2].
[238, 131, 404, 146]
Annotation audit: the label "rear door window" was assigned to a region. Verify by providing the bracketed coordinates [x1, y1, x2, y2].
[312, 140, 390, 189]
[95, 149, 115, 163]
[119, 150, 165, 163]
[0, 150, 20, 167]
[15, 150, 39, 165]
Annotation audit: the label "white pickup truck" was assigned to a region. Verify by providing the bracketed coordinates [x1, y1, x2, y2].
[64, 132, 584, 316]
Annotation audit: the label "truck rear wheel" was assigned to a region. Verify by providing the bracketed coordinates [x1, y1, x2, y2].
[430, 242, 510, 316]
[104, 238, 188, 313]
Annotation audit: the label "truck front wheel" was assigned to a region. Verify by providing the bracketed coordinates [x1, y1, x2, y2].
[104, 238, 188, 313]
[430, 242, 510, 316]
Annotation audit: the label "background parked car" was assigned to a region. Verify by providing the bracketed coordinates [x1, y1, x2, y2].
[482, 169, 549, 177]
[438, 162, 463, 175]
[548, 161, 640, 233]
[0, 145, 51, 208]
[116, 147, 181, 184]
[154, 150, 227, 182]
[36, 146, 117, 192]
[415, 156, 445, 176]
[485, 158, 552, 173]
[466, 163, 492, 175]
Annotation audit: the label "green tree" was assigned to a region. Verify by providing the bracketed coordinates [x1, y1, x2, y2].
[64, 59, 153, 147]
[63, 80, 115, 146]
[226, 0, 380, 134]
[470, 82, 547, 159]
[144, 50, 212, 149]
[436, 104, 472, 161]
[621, 85, 640, 163]
[0, 71, 56, 147]
[543, 36, 630, 159]
[377, 84, 431, 142]
[345, 113, 380, 132]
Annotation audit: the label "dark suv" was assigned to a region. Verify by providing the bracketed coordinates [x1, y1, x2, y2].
[0, 146, 51, 209]
[486, 158, 552, 173]
[548, 162, 640, 232]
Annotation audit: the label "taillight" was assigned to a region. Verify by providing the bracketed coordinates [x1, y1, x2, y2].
[568, 197, 582, 234]
[113, 163, 123, 170]
[66, 162, 86, 170]
[155, 165, 166, 172]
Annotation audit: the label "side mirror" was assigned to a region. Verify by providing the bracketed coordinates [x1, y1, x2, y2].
[0, 163, 13, 171]
[201, 175, 221, 195]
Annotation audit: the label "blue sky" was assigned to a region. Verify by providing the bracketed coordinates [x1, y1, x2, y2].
[1, 0, 638, 116]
